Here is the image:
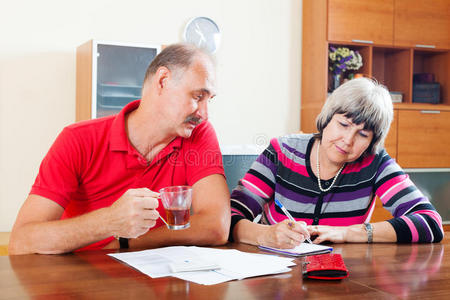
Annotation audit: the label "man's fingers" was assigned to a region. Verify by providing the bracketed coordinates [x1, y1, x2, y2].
[142, 209, 160, 220]
[139, 197, 159, 209]
[128, 188, 160, 198]
[141, 219, 157, 229]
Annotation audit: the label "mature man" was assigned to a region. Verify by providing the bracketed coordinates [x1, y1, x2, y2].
[9, 44, 230, 254]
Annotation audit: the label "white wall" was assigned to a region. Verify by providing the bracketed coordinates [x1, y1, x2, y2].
[0, 0, 302, 231]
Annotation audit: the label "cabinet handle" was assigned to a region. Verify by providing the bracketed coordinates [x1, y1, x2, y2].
[420, 110, 440, 114]
[352, 39, 373, 44]
[415, 44, 436, 49]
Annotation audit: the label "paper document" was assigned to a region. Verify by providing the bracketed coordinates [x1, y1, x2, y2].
[258, 242, 333, 257]
[108, 246, 296, 285]
[169, 260, 220, 273]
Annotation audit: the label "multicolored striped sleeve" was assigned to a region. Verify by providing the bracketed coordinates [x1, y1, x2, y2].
[229, 140, 278, 241]
[374, 152, 444, 243]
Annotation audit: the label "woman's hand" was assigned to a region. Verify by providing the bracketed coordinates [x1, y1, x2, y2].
[308, 223, 397, 243]
[258, 219, 310, 249]
[307, 225, 348, 244]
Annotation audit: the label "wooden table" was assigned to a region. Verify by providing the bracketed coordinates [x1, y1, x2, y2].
[1, 236, 450, 299]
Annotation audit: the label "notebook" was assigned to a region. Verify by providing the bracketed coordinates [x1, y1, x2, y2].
[259, 242, 332, 257]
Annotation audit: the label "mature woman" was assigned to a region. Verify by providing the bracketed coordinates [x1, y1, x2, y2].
[230, 78, 444, 248]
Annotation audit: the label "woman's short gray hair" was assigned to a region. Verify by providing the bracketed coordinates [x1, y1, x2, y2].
[315, 77, 393, 156]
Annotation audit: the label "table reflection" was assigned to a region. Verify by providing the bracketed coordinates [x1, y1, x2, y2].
[339, 243, 445, 298]
[8, 251, 231, 299]
[371, 243, 444, 298]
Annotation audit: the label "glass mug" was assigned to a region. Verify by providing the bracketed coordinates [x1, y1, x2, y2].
[159, 186, 192, 230]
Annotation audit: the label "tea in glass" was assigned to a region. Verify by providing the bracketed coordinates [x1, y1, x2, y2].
[159, 186, 192, 230]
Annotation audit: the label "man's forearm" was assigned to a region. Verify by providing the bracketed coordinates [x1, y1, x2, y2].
[128, 174, 232, 249]
[9, 207, 114, 255]
[130, 211, 230, 249]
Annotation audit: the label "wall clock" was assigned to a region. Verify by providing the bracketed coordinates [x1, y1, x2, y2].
[183, 17, 221, 53]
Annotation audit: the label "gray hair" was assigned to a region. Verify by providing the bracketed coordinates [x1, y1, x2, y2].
[143, 43, 212, 83]
[315, 77, 393, 156]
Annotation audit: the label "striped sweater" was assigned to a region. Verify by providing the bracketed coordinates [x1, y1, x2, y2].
[230, 134, 444, 243]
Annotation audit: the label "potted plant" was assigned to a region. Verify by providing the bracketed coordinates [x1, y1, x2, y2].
[328, 46, 363, 91]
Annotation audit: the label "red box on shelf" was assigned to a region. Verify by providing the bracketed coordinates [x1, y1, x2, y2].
[413, 73, 435, 84]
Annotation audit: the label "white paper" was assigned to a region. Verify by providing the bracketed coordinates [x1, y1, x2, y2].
[108, 246, 296, 285]
[169, 260, 220, 272]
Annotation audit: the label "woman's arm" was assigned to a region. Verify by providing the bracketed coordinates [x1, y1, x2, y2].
[307, 221, 396, 244]
[229, 143, 279, 240]
[374, 154, 444, 243]
[233, 218, 309, 248]
[308, 153, 444, 244]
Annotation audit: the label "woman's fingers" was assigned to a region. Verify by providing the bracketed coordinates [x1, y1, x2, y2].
[307, 225, 346, 243]
[265, 220, 331, 249]
[281, 221, 306, 246]
[290, 221, 311, 239]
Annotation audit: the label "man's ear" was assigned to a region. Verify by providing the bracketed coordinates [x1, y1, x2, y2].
[155, 66, 171, 90]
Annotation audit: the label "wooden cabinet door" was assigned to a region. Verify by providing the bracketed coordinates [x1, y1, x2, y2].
[394, 0, 450, 49]
[76, 40, 94, 122]
[397, 110, 450, 167]
[328, 0, 394, 45]
[371, 197, 393, 223]
[384, 109, 398, 159]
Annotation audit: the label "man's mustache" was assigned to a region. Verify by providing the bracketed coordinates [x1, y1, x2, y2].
[184, 115, 202, 125]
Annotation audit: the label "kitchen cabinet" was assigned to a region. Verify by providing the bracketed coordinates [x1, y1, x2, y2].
[394, 0, 450, 49]
[328, 0, 394, 45]
[397, 108, 450, 168]
[76, 40, 161, 121]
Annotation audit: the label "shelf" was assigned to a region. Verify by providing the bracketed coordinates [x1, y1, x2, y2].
[97, 96, 139, 109]
[326, 42, 450, 107]
[327, 43, 371, 92]
[373, 46, 412, 102]
[413, 50, 450, 105]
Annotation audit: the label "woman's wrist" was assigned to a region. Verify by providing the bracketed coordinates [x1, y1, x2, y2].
[344, 224, 368, 243]
[234, 219, 268, 246]
[255, 224, 270, 246]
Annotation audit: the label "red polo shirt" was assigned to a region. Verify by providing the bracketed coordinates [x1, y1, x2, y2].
[30, 100, 224, 250]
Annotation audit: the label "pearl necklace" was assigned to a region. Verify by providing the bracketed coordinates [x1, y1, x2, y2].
[316, 141, 345, 192]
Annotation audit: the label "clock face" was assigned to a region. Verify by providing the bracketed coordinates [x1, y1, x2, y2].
[183, 17, 221, 53]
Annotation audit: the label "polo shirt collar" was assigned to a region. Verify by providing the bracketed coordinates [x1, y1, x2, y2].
[110, 100, 140, 152]
[109, 100, 182, 165]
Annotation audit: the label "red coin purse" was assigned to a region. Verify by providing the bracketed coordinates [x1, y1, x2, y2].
[302, 253, 349, 280]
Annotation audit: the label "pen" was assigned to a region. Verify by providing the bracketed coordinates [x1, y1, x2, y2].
[274, 199, 313, 244]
